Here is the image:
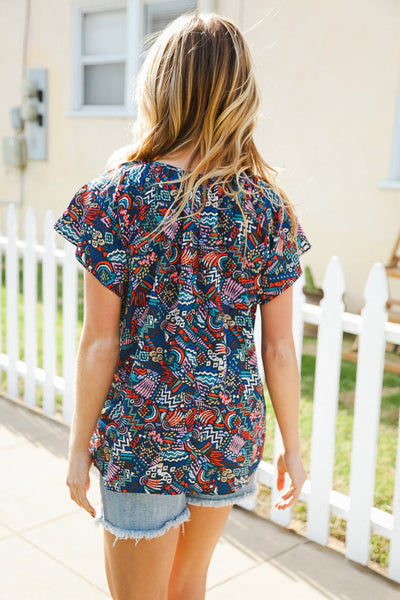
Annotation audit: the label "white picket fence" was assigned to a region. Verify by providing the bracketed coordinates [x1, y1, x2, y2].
[1, 204, 400, 582]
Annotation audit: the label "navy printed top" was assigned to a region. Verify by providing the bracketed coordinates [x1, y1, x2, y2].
[53, 159, 312, 495]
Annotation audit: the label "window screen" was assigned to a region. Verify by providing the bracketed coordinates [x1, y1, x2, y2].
[84, 63, 126, 105]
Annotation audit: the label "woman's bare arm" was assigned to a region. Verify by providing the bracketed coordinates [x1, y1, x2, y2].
[260, 285, 301, 452]
[260, 285, 307, 509]
[66, 269, 121, 516]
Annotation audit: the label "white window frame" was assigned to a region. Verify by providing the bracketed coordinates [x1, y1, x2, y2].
[68, 0, 205, 119]
[69, 0, 142, 118]
[378, 71, 400, 190]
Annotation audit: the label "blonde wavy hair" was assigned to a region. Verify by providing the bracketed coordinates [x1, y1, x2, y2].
[108, 11, 300, 258]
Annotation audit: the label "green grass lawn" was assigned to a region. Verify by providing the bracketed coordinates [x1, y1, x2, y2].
[2, 257, 400, 567]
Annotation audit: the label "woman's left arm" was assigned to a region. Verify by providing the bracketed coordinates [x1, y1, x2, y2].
[66, 269, 121, 517]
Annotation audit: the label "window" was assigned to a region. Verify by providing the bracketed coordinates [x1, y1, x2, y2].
[82, 9, 126, 106]
[378, 70, 400, 190]
[145, 0, 197, 34]
[71, 0, 198, 117]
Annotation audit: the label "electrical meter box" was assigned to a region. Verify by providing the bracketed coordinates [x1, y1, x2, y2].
[2, 135, 27, 168]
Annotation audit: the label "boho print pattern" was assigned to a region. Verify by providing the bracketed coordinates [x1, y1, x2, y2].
[54, 160, 311, 495]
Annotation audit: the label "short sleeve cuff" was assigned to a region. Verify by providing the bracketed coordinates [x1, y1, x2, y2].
[53, 178, 128, 299]
[258, 209, 312, 305]
[259, 262, 303, 304]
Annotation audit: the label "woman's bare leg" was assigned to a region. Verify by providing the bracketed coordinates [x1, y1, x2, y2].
[103, 526, 181, 600]
[168, 504, 233, 600]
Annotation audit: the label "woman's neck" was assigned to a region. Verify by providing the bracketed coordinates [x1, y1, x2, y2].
[157, 145, 200, 171]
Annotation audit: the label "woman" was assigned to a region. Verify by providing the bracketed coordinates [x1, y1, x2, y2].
[54, 11, 311, 600]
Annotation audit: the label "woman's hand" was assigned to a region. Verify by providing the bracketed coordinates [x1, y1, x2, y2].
[66, 448, 96, 518]
[273, 449, 307, 510]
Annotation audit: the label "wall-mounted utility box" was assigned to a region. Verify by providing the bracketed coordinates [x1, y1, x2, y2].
[26, 67, 48, 160]
[2, 134, 27, 168]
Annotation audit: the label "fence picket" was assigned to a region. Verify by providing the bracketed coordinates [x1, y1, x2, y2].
[42, 210, 56, 414]
[346, 263, 389, 565]
[307, 256, 345, 545]
[389, 409, 400, 582]
[0, 223, 2, 385]
[6, 204, 19, 398]
[270, 273, 307, 527]
[23, 207, 38, 407]
[62, 240, 77, 424]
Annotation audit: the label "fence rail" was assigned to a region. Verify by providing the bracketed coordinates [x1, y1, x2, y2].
[1, 205, 400, 582]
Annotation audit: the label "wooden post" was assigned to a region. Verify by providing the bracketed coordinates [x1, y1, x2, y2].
[23, 207, 38, 407]
[307, 256, 345, 544]
[6, 204, 19, 398]
[62, 241, 78, 424]
[346, 263, 388, 564]
[42, 210, 56, 415]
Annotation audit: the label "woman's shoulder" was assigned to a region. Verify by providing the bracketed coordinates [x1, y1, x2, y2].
[243, 172, 284, 218]
[90, 160, 147, 190]
[73, 160, 149, 208]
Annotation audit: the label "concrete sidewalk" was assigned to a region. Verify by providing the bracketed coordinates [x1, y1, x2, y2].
[1, 395, 399, 600]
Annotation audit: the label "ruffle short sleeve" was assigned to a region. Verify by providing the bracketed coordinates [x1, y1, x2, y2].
[53, 172, 129, 298]
[259, 195, 312, 305]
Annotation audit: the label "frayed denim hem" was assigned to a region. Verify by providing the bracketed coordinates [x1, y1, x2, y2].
[186, 486, 259, 508]
[94, 505, 191, 548]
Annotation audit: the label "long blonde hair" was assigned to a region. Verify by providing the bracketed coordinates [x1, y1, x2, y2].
[109, 11, 300, 257]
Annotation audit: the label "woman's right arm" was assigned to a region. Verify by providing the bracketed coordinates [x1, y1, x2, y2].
[260, 284, 307, 510]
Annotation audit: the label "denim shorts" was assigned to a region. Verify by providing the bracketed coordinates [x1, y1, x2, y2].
[94, 472, 259, 547]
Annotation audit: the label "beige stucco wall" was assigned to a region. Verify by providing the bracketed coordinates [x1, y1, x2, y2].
[221, 0, 400, 312]
[1, 0, 400, 312]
